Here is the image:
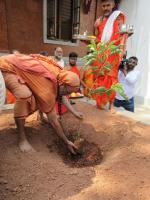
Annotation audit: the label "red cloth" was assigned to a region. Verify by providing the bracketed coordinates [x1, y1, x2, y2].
[6, 90, 16, 104]
[70, 66, 80, 78]
[94, 12, 127, 108]
[55, 102, 67, 114]
[3, 54, 57, 84]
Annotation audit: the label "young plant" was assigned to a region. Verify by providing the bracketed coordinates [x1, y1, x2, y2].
[83, 40, 128, 100]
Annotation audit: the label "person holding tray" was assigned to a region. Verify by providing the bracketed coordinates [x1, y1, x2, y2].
[93, 0, 130, 113]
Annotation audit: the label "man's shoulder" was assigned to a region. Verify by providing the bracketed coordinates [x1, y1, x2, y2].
[115, 11, 126, 23]
[133, 70, 140, 77]
[129, 69, 140, 75]
[127, 70, 140, 80]
[94, 17, 103, 27]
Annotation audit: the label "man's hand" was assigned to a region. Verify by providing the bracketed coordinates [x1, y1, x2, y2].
[67, 140, 78, 155]
[62, 96, 84, 119]
[74, 111, 84, 119]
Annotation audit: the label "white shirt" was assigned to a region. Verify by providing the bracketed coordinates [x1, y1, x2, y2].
[116, 70, 140, 100]
[57, 59, 65, 68]
[0, 70, 6, 112]
[50, 56, 65, 69]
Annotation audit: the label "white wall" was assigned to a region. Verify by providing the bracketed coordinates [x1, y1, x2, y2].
[120, 0, 150, 106]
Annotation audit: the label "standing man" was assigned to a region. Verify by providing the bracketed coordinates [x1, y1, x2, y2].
[94, 0, 128, 112]
[114, 56, 140, 112]
[53, 47, 65, 68]
[66, 52, 80, 78]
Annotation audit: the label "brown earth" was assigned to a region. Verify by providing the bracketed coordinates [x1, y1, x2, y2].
[0, 101, 150, 200]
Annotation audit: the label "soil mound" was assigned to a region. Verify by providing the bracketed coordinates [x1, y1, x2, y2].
[1, 102, 150, 200]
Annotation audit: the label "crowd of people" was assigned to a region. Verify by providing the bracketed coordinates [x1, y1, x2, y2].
[0, 0, 140, 153]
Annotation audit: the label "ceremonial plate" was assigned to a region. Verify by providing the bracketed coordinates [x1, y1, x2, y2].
[73, 34, 96, 41]
[70, 95, 84, 99]
[70, 92, 84, 99]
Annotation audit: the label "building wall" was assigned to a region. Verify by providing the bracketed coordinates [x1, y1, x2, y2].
[0, 0, 9, 51]
[120, 0, 150, 106]
[0, 0, 102, 57]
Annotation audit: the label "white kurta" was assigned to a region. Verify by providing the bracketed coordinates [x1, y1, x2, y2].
[116, 70, 140, 100]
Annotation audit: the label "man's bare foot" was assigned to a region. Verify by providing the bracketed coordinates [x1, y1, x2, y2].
[108, 102, 116, 114]
[100, 107, 106, 110]
[18, 140, 35, 153]
[109, 107, 116, 114]
[98, 106, 106, 110]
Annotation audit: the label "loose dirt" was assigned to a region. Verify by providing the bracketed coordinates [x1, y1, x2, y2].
[0, 101, 150, 200]
[52, 138, 103, 167]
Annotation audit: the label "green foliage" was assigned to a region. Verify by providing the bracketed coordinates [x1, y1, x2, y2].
[111, 83, 128, 100]
[83, 40, 123, 70]
[90, 83, 128, 100]
[83, 40, 127, 100]
[90, 86, 107, 95]
[104, 64, 112, 71]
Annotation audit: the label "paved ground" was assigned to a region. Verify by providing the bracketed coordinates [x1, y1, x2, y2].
[116, 104, 150, 125]
[2, 97, 150, 125]
[80, 97, 150, 125]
